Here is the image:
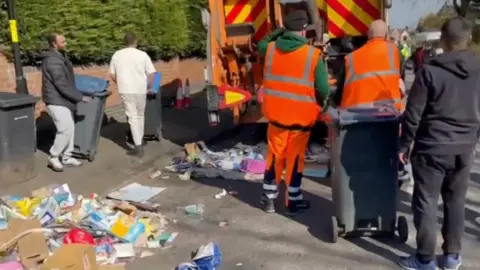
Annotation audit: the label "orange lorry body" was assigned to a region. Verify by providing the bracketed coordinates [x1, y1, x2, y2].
[205, 0, 390, 125]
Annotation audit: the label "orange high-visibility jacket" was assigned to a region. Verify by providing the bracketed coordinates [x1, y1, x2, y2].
[340, 38, 403, 110]
[262, 42, 321, 129]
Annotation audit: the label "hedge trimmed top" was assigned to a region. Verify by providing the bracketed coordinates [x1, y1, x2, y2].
[0, 0, 206, 65]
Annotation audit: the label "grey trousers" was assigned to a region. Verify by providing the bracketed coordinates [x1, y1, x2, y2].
[46, 105, 75, 158]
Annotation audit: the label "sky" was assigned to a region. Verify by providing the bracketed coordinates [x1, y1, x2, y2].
[389, 0, 446, 28]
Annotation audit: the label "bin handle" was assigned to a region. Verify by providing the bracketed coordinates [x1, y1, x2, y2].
[338, 106, 400, 125]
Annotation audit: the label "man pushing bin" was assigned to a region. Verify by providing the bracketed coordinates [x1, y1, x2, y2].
[109, 32, 157, 158]
[256, 10, 330, 214]
[41, 33, 91, 172]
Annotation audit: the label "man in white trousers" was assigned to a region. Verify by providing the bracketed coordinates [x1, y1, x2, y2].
[109, 32, 156, 157]
[41, 33, 91, 172]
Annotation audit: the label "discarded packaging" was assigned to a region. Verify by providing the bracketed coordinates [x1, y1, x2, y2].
[0, 182, 170, 268]
[177, 242, 222, 270]
[214, 189, 227, 199]
[149, 170, 162, 179]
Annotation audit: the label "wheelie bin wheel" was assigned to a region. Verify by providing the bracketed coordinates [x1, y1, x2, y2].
[88, 151, 96, 162]
[397, 216, 409, 243]
[331, 216, 339, 243]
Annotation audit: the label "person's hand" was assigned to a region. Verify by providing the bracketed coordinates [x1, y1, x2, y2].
[82, 96, 92, 103]
[399, 152, 408, 164]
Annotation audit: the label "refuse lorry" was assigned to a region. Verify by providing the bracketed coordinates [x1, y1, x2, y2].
[202, 0, 393, 127]
[73, 74, 110, 162]
[326, 107, 408, 243]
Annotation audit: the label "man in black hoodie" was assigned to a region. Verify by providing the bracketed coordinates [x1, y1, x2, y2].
[398, 17, 480, 270]
[42, 34, 91, 172]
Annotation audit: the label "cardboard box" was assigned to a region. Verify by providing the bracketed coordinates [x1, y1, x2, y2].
[40, 244, 98, 270]
[97, 264, 126, 270]
[0, 219, 49, 268]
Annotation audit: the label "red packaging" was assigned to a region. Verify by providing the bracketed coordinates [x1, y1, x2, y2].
[63, 228, 95, 245]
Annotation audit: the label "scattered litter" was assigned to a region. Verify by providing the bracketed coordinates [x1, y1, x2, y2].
[149, 170, 162, 179]
[228, 191, 238, 195]
[218, 221, 228, 228]
[214, 189, 227, 199]
[236, 263, 243, 266]
[176, 242, 222, 270]
[106, 182, 166, 202]
[303, 166, 329, 178]
[161, 176, 170, 179]
[0, 183, 169, 268]
[167, 141, 329, 181]
[178, 169, 193, 181]
[112, 243, 135, 258]
[140, 250, 155, 258]
[180, 204, 204, 217]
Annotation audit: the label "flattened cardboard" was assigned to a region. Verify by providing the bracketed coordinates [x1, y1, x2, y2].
[40, 244, 98, 270]
[0, 219, 49, 268]
[97, 264, 126, 270]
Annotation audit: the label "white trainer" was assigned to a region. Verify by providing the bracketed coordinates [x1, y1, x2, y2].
[48, 156, 64, 172]
[62, 157, 83, 167]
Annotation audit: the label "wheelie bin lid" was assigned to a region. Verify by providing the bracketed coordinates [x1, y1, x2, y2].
[150, 72, 161, 94]
[75, 74, 109, 97]
[0, 92, 39, 109]
[326, 106, 400, 125]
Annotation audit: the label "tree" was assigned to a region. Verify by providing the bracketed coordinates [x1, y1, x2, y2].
[405, 0, 480, 17]
[453, 0, 472, 17]
[0, 0, 207, 65]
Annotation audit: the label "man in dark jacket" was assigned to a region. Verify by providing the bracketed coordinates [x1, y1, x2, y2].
[42, 33, 90, 172]
[398, 17, 480, 270]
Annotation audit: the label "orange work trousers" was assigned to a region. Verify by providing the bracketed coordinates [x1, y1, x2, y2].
[262, 124, 310, 206]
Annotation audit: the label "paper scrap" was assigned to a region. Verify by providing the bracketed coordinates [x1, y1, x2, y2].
[214, 189, 227, 199]
[107, 183, 166, 202]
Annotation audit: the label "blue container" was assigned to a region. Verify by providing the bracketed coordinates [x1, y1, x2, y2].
[150, 72, 162, 94]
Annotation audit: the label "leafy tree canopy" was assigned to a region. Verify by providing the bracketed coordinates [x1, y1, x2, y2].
[0, 0, 207, 65]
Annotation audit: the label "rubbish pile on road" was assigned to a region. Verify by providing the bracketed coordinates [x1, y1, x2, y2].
[165, 141, 266, 182]
[0, 183, 171, 269]
[165, 141, 331, 181]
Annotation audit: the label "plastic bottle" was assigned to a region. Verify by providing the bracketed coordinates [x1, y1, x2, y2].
[181, 204, 204, 217]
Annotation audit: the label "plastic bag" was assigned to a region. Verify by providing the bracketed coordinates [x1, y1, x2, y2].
[63, 228, 95, 245]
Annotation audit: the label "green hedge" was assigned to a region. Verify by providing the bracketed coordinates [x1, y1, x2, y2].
[0, 0, 207, 65]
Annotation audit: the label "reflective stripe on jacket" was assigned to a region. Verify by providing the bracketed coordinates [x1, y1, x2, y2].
[262, 42, 321, 129]
[340, 38, 403, 111]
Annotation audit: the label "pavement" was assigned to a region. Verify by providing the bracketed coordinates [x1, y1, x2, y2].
[4, 81, 480, 269]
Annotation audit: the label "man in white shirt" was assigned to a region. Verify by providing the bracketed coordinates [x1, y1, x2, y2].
[109, 32, 156, 157]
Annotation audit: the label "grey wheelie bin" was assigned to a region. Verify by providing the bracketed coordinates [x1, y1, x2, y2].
[326, 107, 408, 243]
[0, 92, 39, 184]
[143, 72, 162, 141]
[73, 75, 109, 162]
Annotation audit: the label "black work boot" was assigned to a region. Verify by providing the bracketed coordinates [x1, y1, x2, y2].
[127, 145, 144, 158]
[286, 199, 311, 215]
[260, 195, 275, 213]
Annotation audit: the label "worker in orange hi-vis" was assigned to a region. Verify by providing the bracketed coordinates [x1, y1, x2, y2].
[333, 19, 404, 111]
[333, 19, 409, 185]
[257, 10, 330, 214]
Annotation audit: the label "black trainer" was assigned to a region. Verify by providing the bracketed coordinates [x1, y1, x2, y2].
[286, 199, 310, 214]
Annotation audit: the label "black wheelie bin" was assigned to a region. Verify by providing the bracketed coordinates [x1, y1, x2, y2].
[326, 107, 408, 243]
[0, 92, 39, 184]
[73, 74, 109, 162]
